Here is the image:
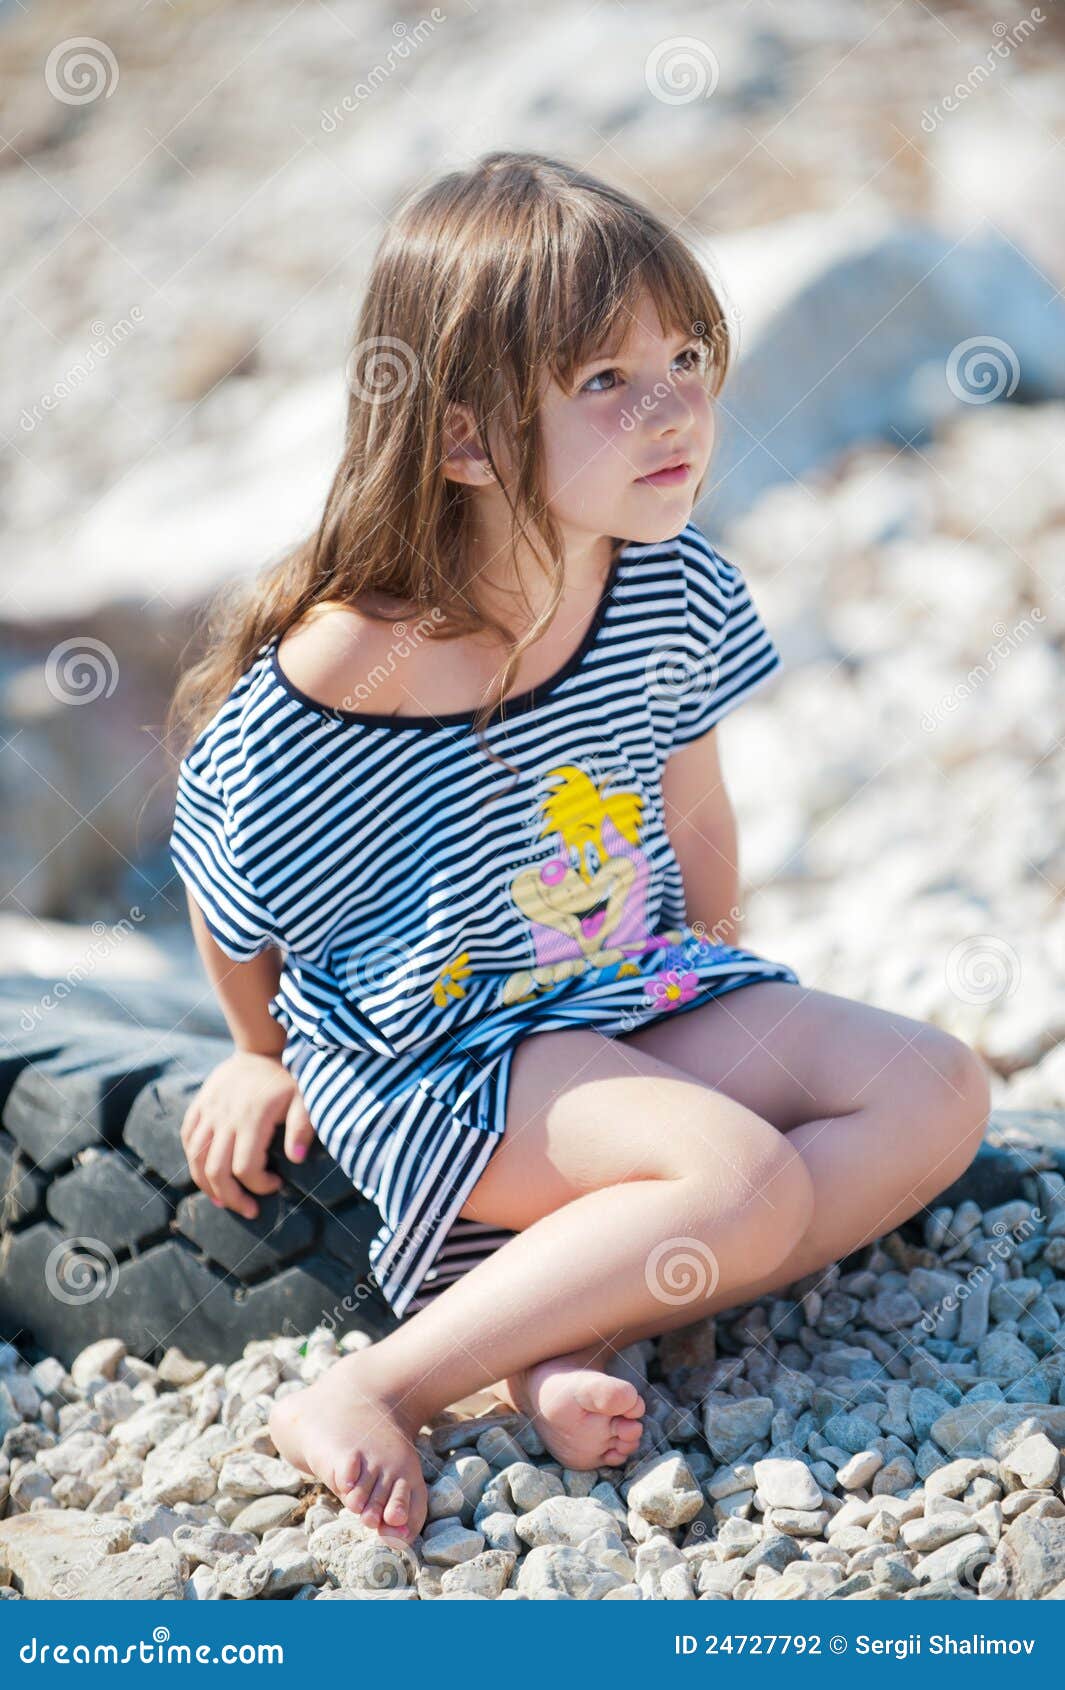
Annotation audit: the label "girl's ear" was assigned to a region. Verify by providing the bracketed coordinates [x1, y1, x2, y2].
[440, 401, 496, 486]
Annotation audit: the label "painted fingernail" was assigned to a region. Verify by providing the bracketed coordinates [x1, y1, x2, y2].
[291, 1145, 307, 1161]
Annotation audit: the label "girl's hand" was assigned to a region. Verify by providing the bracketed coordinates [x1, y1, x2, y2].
[180, 1051, 315, 1220]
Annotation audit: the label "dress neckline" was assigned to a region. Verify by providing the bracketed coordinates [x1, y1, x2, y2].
[267, 544, 628, 732]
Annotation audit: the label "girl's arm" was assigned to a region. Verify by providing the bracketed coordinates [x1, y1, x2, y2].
[185, 890, 285, 1055]
[180, 890, 314, 1217]
[660, 730, 743, 948]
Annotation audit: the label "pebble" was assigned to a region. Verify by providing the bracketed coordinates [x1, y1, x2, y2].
[216, 1454, 305, 1499]
[753, 1458, 823, 1511]
[2, 1091, 1064, 1610]
[517, 1544, 625, 1599]
[626, 1453, 705, 1527]
[703, 1398, 775, 1464]
[70, 1341, 126, 1391]
[1000, 1433, 1060, 1492]
[440, 1549, 515, 1597]
[836, 1450, 883, 1490]
[514, 1497, 618, 1549]
[978, 1331, 1041, 1385]
[421, 1522, 486, 1568]
[505, 1462, 564, 1512]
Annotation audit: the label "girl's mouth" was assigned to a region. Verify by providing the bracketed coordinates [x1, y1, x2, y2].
[635, 461, 691, 487]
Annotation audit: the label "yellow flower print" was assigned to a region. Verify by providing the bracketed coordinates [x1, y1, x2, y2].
[433, 951, 472, 1008]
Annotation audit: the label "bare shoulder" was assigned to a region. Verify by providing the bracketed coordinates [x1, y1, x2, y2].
[275, 598, 412, 713]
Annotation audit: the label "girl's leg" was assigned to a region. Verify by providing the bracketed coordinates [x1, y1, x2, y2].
[269, 1029, 816, 1537]
[501, 981, 990, 1393]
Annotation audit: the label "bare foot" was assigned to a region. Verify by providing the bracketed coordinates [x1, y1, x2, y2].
[499, 1348, 646, 1469]
[268, 1350, 428, 1540]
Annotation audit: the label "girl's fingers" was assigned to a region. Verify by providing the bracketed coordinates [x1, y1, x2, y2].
[183, 1121, 214, 1197]
[283, 1092, 315, 1164]
[232, 1139, 283, 1197]
[204, 1136, 259, 1219]
[179, 1097, 202, 1147]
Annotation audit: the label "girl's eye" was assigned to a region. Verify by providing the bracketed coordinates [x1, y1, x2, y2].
[580, 345, 706, 394]
[581, 367, 621, 394]
[674, 345, 706, 373]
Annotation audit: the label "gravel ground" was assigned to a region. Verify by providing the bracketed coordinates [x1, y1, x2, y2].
[3, 1123, 1065, 1601]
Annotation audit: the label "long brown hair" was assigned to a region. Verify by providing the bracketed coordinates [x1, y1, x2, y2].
[165, 149, 733, 767]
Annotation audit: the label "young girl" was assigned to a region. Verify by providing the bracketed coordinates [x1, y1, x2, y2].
[167, 151, 990, 1546]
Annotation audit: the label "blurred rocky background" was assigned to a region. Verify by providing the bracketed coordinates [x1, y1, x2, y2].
[1, 0, 1063, 1109]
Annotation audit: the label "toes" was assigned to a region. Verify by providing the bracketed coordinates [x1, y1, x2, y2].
[611, 1414, 643, 1445]
[406, 1478, 429, 1539]
[575, 1373, 644, 1419]
[614, 1381, 645, 1418]
[381, 1477, 412, 1534]
[332, 1452, 363, 1497]
[343, 1466, 378, 1515]
[358, 1471, 393, 1529]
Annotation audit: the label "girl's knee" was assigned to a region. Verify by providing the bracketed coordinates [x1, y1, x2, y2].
[915, 1029, 990, 1129]
[693, 1130, 814, 1283]
[907, 1029, 991, 1192]
[756, 1137, 816, 1270]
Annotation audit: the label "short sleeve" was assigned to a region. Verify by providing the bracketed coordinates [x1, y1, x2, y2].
[668, 530, 783, 752]
[169, 752, 279, 963]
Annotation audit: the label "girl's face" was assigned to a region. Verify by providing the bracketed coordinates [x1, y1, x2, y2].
[537, 288, 717, 547]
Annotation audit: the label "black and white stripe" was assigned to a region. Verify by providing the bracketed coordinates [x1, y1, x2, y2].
[170, 521, 797, 1317]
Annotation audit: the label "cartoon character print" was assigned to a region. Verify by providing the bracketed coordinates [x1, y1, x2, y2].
[499, 761, 690, 1008]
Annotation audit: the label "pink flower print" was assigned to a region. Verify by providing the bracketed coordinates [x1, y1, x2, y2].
[646, 967, 699, 1011]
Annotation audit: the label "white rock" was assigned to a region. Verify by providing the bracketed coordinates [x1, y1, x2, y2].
[70, 1340, 127, 1390]
[626, 1453, 705, 1527]
[421, 1522, 486, 1567]
[753, 1458, 823, 1511]
[516, 1544, 625, 1599]
[141, 1454, 217, 1507]
[836, 1450, 884, 1491]
[440, 1550, 515, 1597]
[1001, 1433, 1059, 1492]
[514, 1496, 618, 1549]
[217, 1453, 305, 1498]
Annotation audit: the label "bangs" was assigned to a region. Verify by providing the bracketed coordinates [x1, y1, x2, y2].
[539, 210, 730, 394]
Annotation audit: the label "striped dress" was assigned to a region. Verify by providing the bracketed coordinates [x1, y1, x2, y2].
[169, 520, 801, 1320]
